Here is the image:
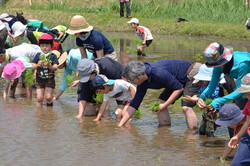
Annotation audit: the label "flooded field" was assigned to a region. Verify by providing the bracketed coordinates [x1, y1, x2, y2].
[1, 33, 249, 166]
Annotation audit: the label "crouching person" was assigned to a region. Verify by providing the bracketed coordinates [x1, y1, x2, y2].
[92, 75, 136, 122]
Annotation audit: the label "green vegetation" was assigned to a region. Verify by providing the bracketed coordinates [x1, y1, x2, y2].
[65, 75, 73, 85]
[24, 68, 34, 87]
[2, 0, 250, 40]
[151, 101, 160, 112]
[39, 54, 47, 62]
[94, 92, 104, 104]
[134, 109, 142, 118]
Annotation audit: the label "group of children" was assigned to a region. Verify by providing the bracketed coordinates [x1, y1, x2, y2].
[0, 13, 249, 165]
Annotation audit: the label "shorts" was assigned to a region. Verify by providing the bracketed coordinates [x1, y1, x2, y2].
[77, 81, 95, 103]
[145, 40, 153, 47]
[36, 79, 55, 89]
[116, 100, 131, 106]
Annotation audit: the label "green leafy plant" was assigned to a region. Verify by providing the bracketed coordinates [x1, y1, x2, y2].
[65, 75, 73, 85]
[39, 54, 47, 62]
[134, 109, 142, 118]
[24, 69, 34, 87]
[94, 92, 104, 104]
[194, 53, 202, 61]
[151, 102, 160, 112]
[204, 98, 213, 105]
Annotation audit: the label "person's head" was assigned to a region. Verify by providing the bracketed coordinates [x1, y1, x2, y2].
[38, 34, 54, 53]
[66, 15, 93, 40]
[193, 64, 226, 86]
[237, 73, 250, 101]
[77, 59, 96, 83]
[2, 60, 25, 80]
[123, 60, 146, 85]
[215, 104, 245, 129]
[92, 75, 115, 93]
[12, 21, 27, 38]
[203, 42, 233, 68]
[127, 18, 139, 29]
[0, 47, 6, 63]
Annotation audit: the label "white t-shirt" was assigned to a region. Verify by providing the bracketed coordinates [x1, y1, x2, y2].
[103, 79, 136, 102]
[0, 43, 41, 68]
[0, 20, 6, 30]
[136, 25, 153, 41]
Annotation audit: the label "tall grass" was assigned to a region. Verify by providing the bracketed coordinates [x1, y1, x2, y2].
[23, 0, 250, 24]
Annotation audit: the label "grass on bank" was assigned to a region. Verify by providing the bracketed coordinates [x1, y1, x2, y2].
[1, 0, 250, 40]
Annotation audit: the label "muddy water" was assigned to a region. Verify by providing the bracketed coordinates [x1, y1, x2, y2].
[1, 33, 250, 166]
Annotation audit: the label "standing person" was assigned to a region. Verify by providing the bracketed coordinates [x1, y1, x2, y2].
[91, 75, 136, 122]
[53, 48, 93, 100]
[197, 42, 250, 110]
[31, 34, 59, 107]
[118, 60, 201, 128]
[75, 57, 123, 119]
[119, 0, 131, 18]
[228, 73, 250, 166]
[66, 15, 117, 59]
[127, 18, 153, 56]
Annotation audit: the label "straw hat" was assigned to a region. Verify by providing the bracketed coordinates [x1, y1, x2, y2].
[52, 50, 61, 59]
[58, 51, 67, 67]
[66, 15, 93, 35]
[236, 73, 250, 93]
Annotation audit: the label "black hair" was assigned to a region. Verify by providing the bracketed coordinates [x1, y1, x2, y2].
[39, 39, 53, 46]
[16, 12, 28, 25]
[223, 56, 234, 74]
[0, 47, 5, 54]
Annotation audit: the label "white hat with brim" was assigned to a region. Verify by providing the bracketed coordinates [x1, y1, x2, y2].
[12, 21, 27, 38]
[127, 18, 139, 24]
[193, 64, 226, 84]
[236, 73, 250, 93]
[52, 50, 61, 59]
[0, 13, 12, 22]
[66, 15, 93, 35]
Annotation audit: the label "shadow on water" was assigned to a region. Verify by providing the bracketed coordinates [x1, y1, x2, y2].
[1, 32, 248, 165]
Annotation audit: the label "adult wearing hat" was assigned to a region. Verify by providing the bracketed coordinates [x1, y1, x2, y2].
[197, 42, 250, 110]
[75, 57, 123, 119]
[53, 48, 93, 100]
[66, 15, 117, 60]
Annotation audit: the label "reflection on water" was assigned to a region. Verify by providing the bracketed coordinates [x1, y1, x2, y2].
[1, 33, 248, 165]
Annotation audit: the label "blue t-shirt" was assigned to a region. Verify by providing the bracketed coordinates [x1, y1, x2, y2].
[76, 30, 114, 58]
[130, 59, 192, 110]
[32, 52, 59, 82]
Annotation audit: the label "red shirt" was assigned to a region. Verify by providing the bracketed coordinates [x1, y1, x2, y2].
[242, 101, 250, 135]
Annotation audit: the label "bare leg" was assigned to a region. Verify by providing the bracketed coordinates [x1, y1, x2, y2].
[181, 106, 198, 129]
[158, 99, 171, 126]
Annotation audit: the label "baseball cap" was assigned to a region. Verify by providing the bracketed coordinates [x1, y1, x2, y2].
[77, 59, 95, 83]
[203, 42, 233, 67]
[92, 75, 114, 89]
[215, 104, 245, 126]
[236, 73, 250, 93]
[127, 18, 139, 24]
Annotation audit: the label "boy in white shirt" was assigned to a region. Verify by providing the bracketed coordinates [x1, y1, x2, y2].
[92, 75, 136, 122]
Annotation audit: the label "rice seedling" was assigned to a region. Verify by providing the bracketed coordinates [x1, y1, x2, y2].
[134, 109, 142, 118]
[24, 69, 34, 87]
[65, 75, 73, 85]
[151, 101, 160, 112]
[94, 92, 104, 104]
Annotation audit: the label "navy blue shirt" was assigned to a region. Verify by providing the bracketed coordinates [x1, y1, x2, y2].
[76, 30, 114, 58]
[32, 52, 59, 82]
[130, 59, 192, 110]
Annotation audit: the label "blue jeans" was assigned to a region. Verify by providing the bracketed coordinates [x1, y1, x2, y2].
[232, 133, 250, 166]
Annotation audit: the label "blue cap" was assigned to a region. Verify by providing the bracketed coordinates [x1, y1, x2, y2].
[92, 75, 114, 88]
[215, 104, 245, 126]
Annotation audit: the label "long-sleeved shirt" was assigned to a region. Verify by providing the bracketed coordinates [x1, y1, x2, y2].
[200, 51, 250, 109]
[59, 48, 93, 91]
